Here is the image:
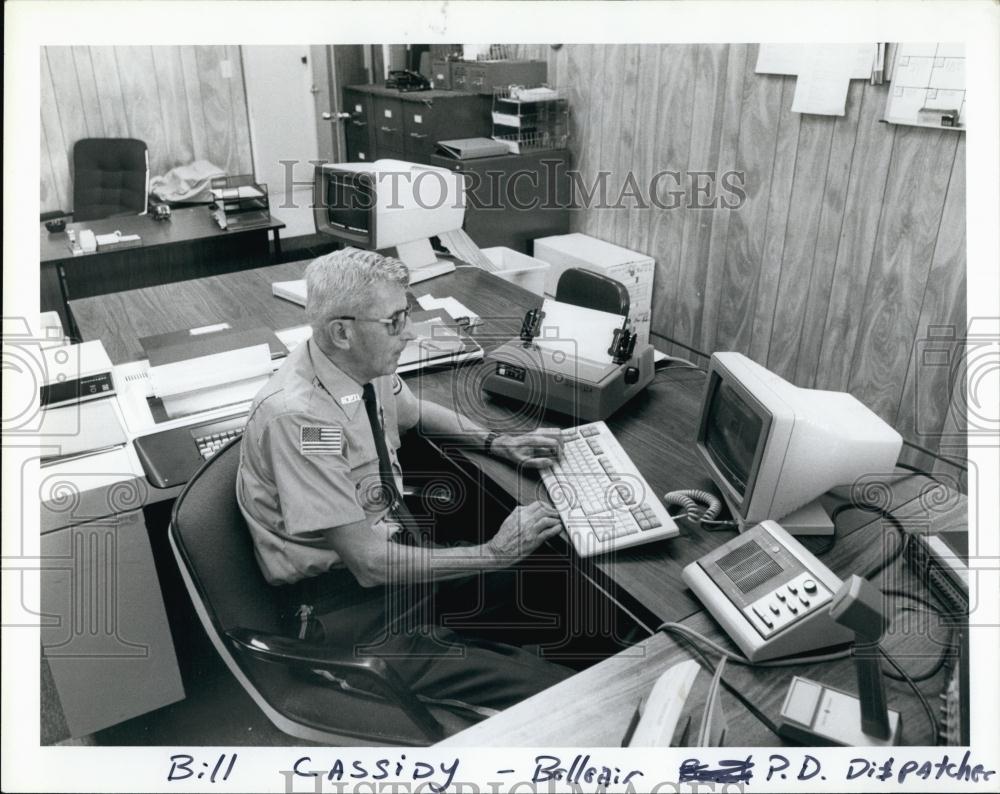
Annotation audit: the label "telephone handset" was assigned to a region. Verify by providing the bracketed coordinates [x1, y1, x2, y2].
[682, 520, 854, 662]
[386, 70, 431, 92]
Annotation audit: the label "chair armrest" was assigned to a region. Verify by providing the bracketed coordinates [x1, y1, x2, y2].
[225, 627, 445, 742]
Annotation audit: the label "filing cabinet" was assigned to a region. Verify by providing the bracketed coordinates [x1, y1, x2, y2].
[343, 85, 491, 165]
[342, 87, 375, 162]
[41, 508, 184, 737]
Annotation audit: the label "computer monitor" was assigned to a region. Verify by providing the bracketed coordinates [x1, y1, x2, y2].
[313, 159, 466, 283]
[696, 352, 903, 536]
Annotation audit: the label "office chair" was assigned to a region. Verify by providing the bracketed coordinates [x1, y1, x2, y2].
[72, 138, 150, 222]
[555, 267, 631, 316]
[168, 438, 477, 745]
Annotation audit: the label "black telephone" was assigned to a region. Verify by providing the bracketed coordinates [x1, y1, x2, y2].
[387, 69, 431, 92]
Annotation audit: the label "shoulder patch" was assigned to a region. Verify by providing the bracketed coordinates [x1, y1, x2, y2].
[300, 425, 343, 456]
[392, 374, 403, 395]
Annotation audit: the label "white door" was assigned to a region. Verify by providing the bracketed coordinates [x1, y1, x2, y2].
[241, 46, 319, 205]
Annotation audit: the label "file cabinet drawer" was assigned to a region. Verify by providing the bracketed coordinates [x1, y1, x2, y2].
[343, 89, 373, 162]
[402, 104, 436, 162]
[373, 97, 404, 151]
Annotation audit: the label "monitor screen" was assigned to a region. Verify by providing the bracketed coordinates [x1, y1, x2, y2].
[703, 374, 765, 500]
[319, 172, 374, 246]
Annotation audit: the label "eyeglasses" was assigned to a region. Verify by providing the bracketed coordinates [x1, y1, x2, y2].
[330, 307, 411, 336]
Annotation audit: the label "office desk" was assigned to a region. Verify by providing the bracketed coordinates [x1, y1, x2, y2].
[69, 260, 963, 746]
[41, 206, 285, 332]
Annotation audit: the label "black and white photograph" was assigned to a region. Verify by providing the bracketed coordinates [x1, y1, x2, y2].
[3, 2, 998, 792]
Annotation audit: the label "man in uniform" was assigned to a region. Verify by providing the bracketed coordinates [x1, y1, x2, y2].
[237, 247, 572, 713]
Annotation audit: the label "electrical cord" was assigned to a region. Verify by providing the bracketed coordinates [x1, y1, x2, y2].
[663, 489, 740, 530]
[879, 645, 939, 740]
[657, 622, 853, 667]
[652, 362, 707, 385]
[901, 439, 968, 473]
[662, 621, 941, 743]
[879, 588, 958, 683]
[663, 490, 739, 531]
[838, 505, 910, 580]
[670, 630, 784, 740]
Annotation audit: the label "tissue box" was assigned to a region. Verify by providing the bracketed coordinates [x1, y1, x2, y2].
[533, 233, 655, 346]
[481, 247, 550, 297]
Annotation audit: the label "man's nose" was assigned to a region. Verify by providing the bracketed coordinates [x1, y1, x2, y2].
[399, 323, 417, 342]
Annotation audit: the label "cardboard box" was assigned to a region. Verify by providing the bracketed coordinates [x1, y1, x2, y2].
[533, 233, 655, 346]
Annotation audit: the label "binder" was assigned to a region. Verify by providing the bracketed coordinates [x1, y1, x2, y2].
[435, 137, 511, 160]
[139, 325, 288, 366]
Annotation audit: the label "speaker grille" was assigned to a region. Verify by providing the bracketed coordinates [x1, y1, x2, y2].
[717, 539, 783, 594]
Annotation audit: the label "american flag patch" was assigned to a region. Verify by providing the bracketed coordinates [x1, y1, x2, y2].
[300, 425, 343, 456]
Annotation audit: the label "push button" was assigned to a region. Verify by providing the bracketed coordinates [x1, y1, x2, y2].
[803, 579, 818, 594]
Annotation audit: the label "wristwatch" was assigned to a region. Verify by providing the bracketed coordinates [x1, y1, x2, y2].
[483, 431, 502, 456]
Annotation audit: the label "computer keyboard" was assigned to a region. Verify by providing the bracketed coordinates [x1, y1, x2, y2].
[541, 420, 680, 557]
[194, 422, 245, 460]
[134, 414, 247, 489]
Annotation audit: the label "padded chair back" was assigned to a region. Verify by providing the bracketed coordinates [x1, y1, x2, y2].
[555, 267, 631, 316]
[170, 439, 280, 636]
[72, 138, 149, 222]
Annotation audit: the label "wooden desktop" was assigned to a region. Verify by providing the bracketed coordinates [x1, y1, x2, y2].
[41, 206, 285, 333]
[68, 259, 965, 747]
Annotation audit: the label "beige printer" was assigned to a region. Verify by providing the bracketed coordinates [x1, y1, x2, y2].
[482, 296, 655, 421]
[37, 340, 148, 532]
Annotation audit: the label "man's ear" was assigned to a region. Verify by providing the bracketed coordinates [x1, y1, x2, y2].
[326, 319, 352, 350]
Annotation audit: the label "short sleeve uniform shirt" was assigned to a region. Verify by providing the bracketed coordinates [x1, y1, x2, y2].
[237, 339, 419, 585]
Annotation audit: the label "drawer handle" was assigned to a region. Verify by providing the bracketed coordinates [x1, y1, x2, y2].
[409, 132, 428, 139]
[379, 126, 397, 133]
[351, 120, 368, 127]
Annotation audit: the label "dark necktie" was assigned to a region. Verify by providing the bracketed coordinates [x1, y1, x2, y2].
[362, 382, 403, 513]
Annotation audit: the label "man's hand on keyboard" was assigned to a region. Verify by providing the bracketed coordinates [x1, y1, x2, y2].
[487, 502, 563, 562]
[491, 431, 564, 469]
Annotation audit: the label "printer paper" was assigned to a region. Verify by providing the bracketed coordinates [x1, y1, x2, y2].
[149, 343, 271, 398]
[159, 377, 268, 420]
[535, 299, 626, 366]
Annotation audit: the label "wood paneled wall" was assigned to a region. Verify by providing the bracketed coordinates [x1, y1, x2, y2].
[40, 46, 254, 215]
[520, 44, 966, 470]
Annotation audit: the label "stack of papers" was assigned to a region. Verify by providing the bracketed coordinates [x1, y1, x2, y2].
[398, 320, 479, 373]
[416, 294, 481, 327]
[272, 279, 308, 306]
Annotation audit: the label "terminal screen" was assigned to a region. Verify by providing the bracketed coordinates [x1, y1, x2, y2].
[325, 176, 372, 235]
[704, 378, 764, 498]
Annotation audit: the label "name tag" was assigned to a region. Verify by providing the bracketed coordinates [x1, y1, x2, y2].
[340, 393, 361, 405]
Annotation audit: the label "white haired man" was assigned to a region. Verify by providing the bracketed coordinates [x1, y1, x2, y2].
[237, 247, 573, 714]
